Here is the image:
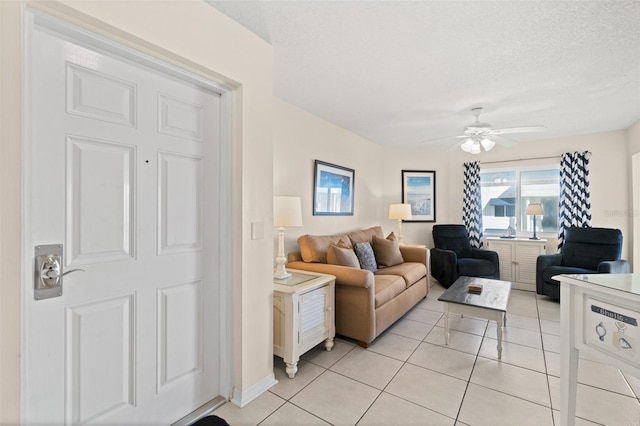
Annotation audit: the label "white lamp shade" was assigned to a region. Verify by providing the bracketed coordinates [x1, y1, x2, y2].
[274, 196, 303, 227]
[460, 139, 474, 153]
[389, 203, 412, 220]
[480, 138, 496, 151]
[525, 203, 544, 215]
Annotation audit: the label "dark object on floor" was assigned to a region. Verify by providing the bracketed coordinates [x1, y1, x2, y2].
[191, 415, 230, 426]
[536, 226, 630, 300]
[430, 224, 500, 288]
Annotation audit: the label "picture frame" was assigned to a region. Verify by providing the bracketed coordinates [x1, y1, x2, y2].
[402, 170, 436, 222]
[313, 160, 355, 216]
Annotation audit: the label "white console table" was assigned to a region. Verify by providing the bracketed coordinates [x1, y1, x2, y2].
[485, 237, 547, 291]
[273, 270, 335, 378]
[557, 274, 640, 425]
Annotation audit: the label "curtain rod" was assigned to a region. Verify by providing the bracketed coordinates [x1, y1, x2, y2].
[480, 151, 591, 165]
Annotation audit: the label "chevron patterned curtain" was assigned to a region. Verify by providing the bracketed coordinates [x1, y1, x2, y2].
[558, 151, 592, 249]
[463, 161, 484, 248]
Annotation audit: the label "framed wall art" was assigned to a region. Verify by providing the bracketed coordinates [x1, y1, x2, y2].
[313, 160, 355, 216]
[402, 170, 436, 222]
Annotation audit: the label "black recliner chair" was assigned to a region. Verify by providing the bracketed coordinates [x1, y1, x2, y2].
[430, 224, 500, 288]
[536, 226, 630, 300]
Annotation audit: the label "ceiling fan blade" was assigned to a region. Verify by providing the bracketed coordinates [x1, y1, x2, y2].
[446, 141, 464, 152]
[417, 135, 456, 144]
[490, 135, 515, 147]
[490, 125, 547, 135]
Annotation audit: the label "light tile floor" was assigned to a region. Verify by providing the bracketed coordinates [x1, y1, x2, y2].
[211, 283, 640, 425]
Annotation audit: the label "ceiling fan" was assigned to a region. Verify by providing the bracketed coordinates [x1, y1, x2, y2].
[456, 107, 547, 154]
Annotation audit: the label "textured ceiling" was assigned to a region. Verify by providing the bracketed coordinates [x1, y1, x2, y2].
[208, 0, 640, 150]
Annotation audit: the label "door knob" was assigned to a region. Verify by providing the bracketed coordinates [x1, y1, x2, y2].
[34, 244, 84, 301]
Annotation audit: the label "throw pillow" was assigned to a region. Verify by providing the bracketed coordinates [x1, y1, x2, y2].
[327, 244, 360, 268]
[353, 241, 378, 272]
[372, 232, 404, 267]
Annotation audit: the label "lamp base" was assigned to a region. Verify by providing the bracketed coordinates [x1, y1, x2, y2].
[274, 269, 292, 280]
[529, 237, 540, 240]
[274, 226, 292, 280]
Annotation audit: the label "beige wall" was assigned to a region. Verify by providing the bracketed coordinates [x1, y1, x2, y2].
[273, 98, 385, 249]
[378, 147, 449, 247]
[1, 0, 274, 421]
[628, 120, 640, 155]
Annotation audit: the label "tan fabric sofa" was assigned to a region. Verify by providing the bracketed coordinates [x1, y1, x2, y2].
[286, 226, 430, 346]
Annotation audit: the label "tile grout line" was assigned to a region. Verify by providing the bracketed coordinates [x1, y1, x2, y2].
[535, 294, 557, 426]
[452, 319, 489, 424]
[353, 313, 435, 426]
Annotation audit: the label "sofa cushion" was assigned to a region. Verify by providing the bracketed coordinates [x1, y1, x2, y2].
[354, 241, 378, 272]
[374, 275, 406, 308]
[298, 234, 351, 263]
[372, 233, 404, 267]
[347, 226, 384, 246]
[542, 265, 597, 284]
[375, 262, 426, 288]
[327, 244, 360, 269]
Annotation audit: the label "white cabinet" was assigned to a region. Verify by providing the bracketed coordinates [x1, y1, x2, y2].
[273, 270, 335, 378]
[485, 238, 547, 291]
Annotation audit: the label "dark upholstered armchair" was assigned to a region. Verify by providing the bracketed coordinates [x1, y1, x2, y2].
[536, 227, 630, 300]
[430, 224, 500, 288]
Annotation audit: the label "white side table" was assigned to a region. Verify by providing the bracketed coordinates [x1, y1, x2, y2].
[273, 270, 335, 378]
[556, 273, 640, 425]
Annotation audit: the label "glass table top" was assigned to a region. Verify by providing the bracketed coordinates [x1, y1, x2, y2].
[557, 273, 640, 297]
[274, 271, 319, 287]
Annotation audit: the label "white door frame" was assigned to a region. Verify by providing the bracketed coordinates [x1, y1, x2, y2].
[632, 152, 640, 271]
[21, 9, 234, 420]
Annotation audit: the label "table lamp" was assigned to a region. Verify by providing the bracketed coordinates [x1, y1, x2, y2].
[525, 203, 544, 240]
[274, 196, 303, 279]
[388, 203, 412, 245]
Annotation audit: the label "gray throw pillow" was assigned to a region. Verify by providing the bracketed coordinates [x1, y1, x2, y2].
[354, 241, 378, 272]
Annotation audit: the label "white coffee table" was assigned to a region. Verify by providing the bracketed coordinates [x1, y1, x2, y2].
[438, 276, 512, 359]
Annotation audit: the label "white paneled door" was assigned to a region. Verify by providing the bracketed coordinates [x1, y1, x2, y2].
[24, 17, 224, 425]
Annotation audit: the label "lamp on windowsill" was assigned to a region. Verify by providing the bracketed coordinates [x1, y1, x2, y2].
[274, 196, 303, 279]
[388, 203, 412, 245]
[525, 203, 544, 240]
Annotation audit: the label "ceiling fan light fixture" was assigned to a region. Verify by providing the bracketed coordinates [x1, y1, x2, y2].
[460, 138, 475, 153]
[455, 107, 547, 154]
[480, 138, 496, 151]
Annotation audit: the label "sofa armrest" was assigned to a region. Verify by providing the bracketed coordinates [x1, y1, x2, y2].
[430, 248, 458, 287]
[399, 245, 429, 266]
[471, 248, 499, 264]
[536, 253, 562, 293]
[286, 261, 374, 289]
[598, 260, 631, 274]
[537, 253, 562, 270]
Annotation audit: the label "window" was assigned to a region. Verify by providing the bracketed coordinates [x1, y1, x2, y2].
[480, 166, 560, 236]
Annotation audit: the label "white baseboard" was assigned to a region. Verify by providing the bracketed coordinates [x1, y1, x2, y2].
[230, 373, 278, 408]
